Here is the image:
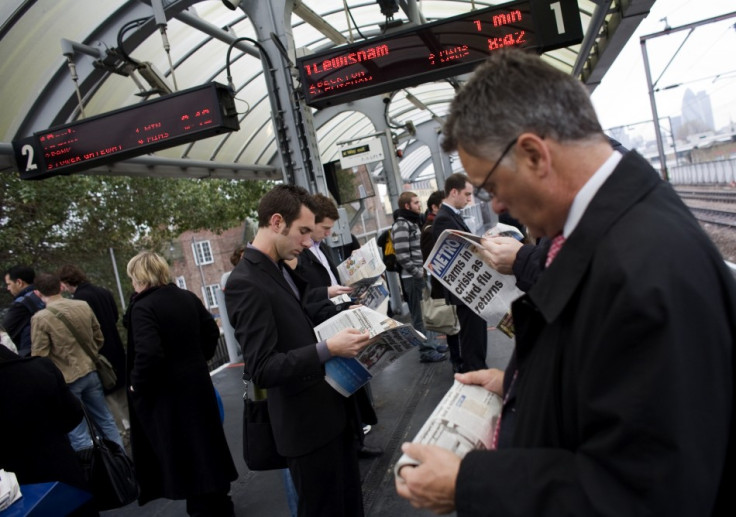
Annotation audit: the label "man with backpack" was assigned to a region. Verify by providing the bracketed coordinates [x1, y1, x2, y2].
[392, 192, 447, 363]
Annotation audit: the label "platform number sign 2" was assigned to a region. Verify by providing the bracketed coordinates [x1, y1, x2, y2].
[12, 136, 44, 179]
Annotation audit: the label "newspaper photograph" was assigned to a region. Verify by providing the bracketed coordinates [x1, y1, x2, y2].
[337, 237, 385, 291]
[424, 229, 523, 324]
[314, 306, 425, 397]
[394, 380, 502, 481]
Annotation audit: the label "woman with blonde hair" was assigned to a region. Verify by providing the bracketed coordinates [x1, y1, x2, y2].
[124, 251, 238, 516]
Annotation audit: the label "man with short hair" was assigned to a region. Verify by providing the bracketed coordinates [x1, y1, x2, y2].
[30, 272, 123, 452]
[225, 185, 372, 517]
[58, 264, 129, 439]
[421, 190, 461, 372]
[295, 193, 355, 322]
[392, 191, 447, 363]
[396, 48, 735, 516]
[3, 265, 44, 357]
[432, 172, 487, 372]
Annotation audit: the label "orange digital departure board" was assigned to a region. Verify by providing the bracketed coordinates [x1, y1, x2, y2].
[296, 0, 583, 109]
[13, 82, 239, 180]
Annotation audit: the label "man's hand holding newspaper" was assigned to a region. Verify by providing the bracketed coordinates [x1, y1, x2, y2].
[314, 306, 426, 397]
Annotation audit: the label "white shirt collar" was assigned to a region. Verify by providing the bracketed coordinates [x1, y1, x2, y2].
[563, 151, 623, 237]
[441, 201, 461, 215]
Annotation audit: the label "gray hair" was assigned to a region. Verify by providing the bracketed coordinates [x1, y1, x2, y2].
[442, 49, 605, 161]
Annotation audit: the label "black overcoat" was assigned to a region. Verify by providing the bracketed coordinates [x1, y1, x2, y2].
[124, 284, 237, 504]
[0, 348, 88, 491]
[456, 151, 736, 516]
[73, 282, 126, 391]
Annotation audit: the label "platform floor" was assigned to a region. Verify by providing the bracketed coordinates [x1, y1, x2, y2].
[102, 325, 513, 517]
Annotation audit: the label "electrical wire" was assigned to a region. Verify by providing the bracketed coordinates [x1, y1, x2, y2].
[116, 17, 150, 66]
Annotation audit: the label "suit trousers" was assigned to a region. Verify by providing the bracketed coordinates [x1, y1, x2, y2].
[287, 423, 363, 517]
[456, 304, 488, 372]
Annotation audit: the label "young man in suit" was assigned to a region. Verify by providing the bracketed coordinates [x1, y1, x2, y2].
[397, 48, 735, 516]
[294, 193, 382, 459]
[432, 172, 487, 372]
[225, 185, 372, 517]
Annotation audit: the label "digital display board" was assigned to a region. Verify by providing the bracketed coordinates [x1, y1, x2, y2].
[13, 82, 239, 180]
[296, 0, 583, 108]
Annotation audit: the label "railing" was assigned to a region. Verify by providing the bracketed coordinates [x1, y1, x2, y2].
[207, 334, 231, 372]
[668, 158, 736, 185]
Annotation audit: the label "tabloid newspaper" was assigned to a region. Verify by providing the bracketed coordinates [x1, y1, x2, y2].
[424, 229, 523, 325]
[335, 237, 388, 310]
[314, 306, 426, 397]
[394, 380, 502, 481]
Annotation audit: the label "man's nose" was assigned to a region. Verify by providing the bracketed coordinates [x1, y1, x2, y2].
[491, 197, 506, 214]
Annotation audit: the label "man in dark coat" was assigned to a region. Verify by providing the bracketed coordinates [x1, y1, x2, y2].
[397, 48, 735, 516]
[58, 264, 129, 438]
[0, 346, 95, 515]
[124, 251, 237, 515]
[226, 185, 372, 517]
[3, 265, 44, 357]
[432, 173, 487, 372]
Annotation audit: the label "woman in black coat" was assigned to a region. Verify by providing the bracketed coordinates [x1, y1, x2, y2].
[123, 251, 238, 516]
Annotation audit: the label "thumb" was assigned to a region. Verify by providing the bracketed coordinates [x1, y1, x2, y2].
[401, 442, 426, 462]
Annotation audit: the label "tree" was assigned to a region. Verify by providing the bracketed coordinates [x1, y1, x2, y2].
[0, 172, 270, 308]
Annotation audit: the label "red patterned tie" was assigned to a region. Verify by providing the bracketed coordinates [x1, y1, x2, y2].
[545, 234, 566, 268]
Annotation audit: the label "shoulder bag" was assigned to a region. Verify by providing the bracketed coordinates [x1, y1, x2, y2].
[45, 305, 117, 390]
[76, 404, 138, 510]
[421, 287, 460, 336]
[242, 378, 287, 471]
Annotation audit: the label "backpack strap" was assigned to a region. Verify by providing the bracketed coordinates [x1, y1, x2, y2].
[44, 305, 99, 362]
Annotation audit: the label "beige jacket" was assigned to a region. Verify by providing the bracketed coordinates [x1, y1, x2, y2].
[31, 298, 104, 384]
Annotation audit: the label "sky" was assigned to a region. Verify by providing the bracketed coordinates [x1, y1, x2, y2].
[590, 0, 736, 135]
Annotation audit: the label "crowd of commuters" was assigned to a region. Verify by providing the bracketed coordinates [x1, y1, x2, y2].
[2, 46, 735, 517]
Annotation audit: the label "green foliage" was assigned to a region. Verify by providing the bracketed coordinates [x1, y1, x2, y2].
[0, 171, 271, 307]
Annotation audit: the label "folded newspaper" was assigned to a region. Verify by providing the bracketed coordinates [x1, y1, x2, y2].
[336, 238, 388, 310]
[314, 306, 425, 397]
[424, 229, 522, 325]
[394, 380, 502, 481]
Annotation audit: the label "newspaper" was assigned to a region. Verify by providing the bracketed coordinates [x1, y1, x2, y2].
[424, 229, 523, 325]
[314, 306, 425, 397]
[394, 380, 502, 480]
[336, 238, 388, 308]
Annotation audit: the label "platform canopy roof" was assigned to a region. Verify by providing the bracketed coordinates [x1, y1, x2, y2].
[0, 0, 655, 183]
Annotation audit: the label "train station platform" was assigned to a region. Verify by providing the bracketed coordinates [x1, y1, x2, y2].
[101, 325, 514, 517]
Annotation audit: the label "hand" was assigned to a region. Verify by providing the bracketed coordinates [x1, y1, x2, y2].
[395, 443, 459, 514]
[328, 285, 354, 298]
[479, 236, 523, 275]
[325, 328, 371, 358]
[455, 368, 505, 396]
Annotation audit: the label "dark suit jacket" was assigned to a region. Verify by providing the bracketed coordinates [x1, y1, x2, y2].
[456, 151, 736, 516]
[432, 204, 471, 305]
[225, 247, 351, 457]
[73, 282, 126, 390]
[295, 242, 352, 325]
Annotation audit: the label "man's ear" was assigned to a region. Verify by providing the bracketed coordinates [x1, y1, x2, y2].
[269, 213, 284, 232]
[516, 133, 550, 177]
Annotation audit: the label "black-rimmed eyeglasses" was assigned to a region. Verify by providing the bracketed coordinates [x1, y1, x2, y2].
[472, 138, 518, 202]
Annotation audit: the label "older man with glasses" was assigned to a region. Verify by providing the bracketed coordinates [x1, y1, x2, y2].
[396, 48, 735, 516]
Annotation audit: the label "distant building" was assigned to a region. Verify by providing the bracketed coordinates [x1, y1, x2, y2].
[678, 89, 715, 139]
[168, 222, 253, 322]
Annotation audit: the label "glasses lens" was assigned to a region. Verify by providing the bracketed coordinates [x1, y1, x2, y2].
[473, 186, 491, 202]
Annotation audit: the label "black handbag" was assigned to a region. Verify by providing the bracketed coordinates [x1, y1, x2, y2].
[242, 380, 287, 471]
[76, 405, 138, 510]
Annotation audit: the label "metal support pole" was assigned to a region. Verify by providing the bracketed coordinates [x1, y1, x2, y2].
[109, 247, 126, 310]
[640, 38, 669, 181]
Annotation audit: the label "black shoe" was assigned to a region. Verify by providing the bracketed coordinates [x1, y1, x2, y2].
[435, 344, 449, 353]
[358, 445, 384, 458]
[420, 351, 448, 363]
